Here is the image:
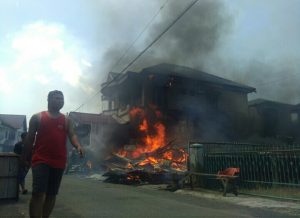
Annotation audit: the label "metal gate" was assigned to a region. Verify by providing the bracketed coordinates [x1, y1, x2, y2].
[188, 142, 300, 200]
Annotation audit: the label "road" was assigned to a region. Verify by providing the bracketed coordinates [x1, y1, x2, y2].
[0, 173, 297, 217]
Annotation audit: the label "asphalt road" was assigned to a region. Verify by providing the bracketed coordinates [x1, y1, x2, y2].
[0, 173, 296, 218]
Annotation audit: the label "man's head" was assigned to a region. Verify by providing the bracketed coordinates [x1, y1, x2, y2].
[47, 90, 64, 111]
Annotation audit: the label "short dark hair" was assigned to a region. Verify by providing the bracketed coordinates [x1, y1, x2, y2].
[48, 90, 63, 101]
[21, 132, 27, 139]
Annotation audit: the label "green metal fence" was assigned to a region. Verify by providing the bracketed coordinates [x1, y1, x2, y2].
[188, 142, 300, 199]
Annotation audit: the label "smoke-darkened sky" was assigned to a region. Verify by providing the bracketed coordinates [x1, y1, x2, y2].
[0, 0, 300, 120]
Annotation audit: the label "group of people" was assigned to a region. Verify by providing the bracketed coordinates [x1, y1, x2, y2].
[13, 90, 84, 218]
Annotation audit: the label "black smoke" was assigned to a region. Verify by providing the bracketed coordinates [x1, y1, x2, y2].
[102, 0, 233, 73]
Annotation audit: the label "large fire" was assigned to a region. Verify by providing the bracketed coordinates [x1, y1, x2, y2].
[116, 106, 187, 171]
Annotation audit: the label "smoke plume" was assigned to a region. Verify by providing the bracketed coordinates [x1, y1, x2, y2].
[102, 0, 233, 73]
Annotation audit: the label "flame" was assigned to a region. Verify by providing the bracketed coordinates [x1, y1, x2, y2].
[126, 174, 140, 182]
[138, 156, 159, 166]
[139, 119, 148, 131]
[117, 106, 187, 171]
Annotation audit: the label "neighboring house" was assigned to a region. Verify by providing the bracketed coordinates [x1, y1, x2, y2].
[101, 63, 256, 143]
[68, 112, 122, 159]
[248, 99, 295, 142]
[0, 114, 27, 152]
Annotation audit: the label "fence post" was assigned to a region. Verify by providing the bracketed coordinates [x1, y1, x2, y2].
[188, 143, 205, 187]
[271, 154, 279, 184]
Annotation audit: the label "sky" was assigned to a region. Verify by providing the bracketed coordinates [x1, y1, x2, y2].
[0, 0, 300, 120]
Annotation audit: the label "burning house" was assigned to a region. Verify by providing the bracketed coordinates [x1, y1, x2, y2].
[98, 63, 256, 183]
[101, 63, 256, 143]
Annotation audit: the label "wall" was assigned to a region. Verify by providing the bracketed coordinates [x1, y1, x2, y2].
[218, 90, 250, 139]
[248, 103, 295, 143]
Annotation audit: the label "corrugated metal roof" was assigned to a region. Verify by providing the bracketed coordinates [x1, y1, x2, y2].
[248, 98, 294, 107]
[101, 63, 256, 94]
[0, 114, 26, 129]
[141, 63, 256, 93]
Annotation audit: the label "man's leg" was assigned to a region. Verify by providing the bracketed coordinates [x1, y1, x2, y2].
[23, 167, 29, 193]
[42, 195, 56, 218]
[20, 181, 25, 191]
[42, 167, 64, 218]
[30, 164, 49, 218]
[30, 192, 46, 217]
[20, 179, 27, 193]
[18, 168, 24, 192]
[20, 170, 28, 194]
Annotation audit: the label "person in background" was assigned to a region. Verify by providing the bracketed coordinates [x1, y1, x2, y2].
[14, 132, 29, 194]
[22, 90, 84, 218]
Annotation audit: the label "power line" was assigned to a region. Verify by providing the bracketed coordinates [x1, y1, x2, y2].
[84, 0, 170, 93]
[105, 0, 199, 89]
[73, 0, 171, 112]
[110, 0, 170, 73]
[72, 90, 101, 112]
[120, 0, 199, 74]
[73, 0, 199, 112]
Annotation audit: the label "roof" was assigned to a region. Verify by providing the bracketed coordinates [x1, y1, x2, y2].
[68, 112, 117, 125]
[141, 63, 256, 93]
[104, 72, 122, 84]
[101, 71, 136, 89]
[0, 114, 27, 129]
[249, 98, 294, 107]
[290, 103, 300, 112]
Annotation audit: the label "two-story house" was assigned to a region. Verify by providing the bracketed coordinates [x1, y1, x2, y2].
[101, 63, 256, 144]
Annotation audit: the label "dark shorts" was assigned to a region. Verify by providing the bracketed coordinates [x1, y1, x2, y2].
[32, 163, 64, 195]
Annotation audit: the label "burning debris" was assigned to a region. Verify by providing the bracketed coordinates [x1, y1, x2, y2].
[102, 106, 188, 184]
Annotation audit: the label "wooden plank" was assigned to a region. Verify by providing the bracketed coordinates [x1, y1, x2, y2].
[187, 171, 238, 178]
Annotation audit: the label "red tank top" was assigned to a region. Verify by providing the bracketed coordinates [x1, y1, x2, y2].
[32, 111, 68, 169]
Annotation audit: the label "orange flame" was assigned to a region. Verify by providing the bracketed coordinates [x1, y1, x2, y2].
[117, 107, 187, 171]
[139, 119, 148, 131]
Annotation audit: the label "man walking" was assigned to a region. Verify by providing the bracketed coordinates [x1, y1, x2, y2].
[23, 90, 84, 218]
[14, 132, 29, 194]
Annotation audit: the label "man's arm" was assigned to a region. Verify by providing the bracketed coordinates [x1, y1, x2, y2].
[22, 113, 39, 165]
[67, 118, 84, 157]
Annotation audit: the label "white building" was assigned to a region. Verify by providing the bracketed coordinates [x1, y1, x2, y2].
[0, 114, 27, 152]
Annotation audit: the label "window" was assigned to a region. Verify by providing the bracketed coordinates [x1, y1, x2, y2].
[290, 112, 299, 123]
[0, 127, 6, 140]
[8, 130, 16, 140]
